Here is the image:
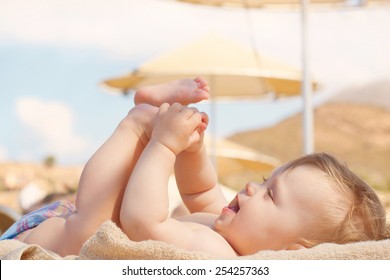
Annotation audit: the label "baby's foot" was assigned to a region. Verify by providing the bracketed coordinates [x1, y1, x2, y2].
[134, 77, 209, 106]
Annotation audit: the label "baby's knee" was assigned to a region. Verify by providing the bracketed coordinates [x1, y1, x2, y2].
[119, 209, 144, 241]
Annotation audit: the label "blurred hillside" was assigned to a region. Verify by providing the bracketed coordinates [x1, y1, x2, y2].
[229, 80, 390, 193]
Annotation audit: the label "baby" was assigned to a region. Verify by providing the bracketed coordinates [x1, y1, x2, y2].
[1, 78, 387, 257]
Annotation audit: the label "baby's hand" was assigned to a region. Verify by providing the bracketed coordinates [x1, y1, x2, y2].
[184, 111, 208, 153]
[151, 103, 203, 155]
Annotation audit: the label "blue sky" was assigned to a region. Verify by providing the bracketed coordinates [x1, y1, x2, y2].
[1, 0, 389, 164]
[0, 42, 133, 163]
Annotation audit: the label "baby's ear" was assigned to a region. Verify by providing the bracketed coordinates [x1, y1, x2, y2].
[286, 243, 306, 250]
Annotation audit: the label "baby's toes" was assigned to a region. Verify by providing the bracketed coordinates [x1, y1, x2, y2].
[194, 77, 209, 92]
[193, 88, 209, 102]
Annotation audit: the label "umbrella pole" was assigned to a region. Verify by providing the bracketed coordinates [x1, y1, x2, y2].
[301, 0, 314, 155]
[210, 75, 218, 178]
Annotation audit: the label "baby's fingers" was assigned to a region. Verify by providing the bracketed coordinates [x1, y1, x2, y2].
[187, 111, 203, 130]
[200, 112, 209, 128]
[157, 103, 170, 116]
[178, 105, 198, 119]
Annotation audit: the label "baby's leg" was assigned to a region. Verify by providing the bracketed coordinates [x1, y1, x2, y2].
[23, 104, 158, 256]
[75, 104, 157, 224]
[134, 77, 209, 106]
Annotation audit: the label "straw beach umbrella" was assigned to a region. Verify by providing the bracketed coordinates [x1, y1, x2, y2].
[205, 135, 280, 189]
[101, 33, 318, 134]
[101, 33, 314, 99]
[205, 136, 280, 174]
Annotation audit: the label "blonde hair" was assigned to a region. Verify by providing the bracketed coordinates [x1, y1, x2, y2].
[283, 152, 387, 247]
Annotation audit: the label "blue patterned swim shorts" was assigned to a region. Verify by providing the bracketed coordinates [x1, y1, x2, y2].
[0, 200, 76, 240]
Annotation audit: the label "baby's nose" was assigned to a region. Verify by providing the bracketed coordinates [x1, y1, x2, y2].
[245, 182, 257, 196]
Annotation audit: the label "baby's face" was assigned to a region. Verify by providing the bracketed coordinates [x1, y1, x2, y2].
[214, 164, 331, 255]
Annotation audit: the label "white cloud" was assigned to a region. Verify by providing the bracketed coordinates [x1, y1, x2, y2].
[16, 97, 88, 161]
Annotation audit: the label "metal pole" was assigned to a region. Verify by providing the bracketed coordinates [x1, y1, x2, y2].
[301, 0, 314, 154]
[209, 75, 218, 177]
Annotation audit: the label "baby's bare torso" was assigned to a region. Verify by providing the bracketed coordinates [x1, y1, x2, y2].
[175, 212, 237, 257]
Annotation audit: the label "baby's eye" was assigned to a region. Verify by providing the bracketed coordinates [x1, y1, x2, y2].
[262, 176, 268, 183]
[267, 188, 274, 201]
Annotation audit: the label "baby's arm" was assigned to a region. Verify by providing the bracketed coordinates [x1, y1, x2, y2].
[174, 118, 228, 214]
[120, 103, 203, 242]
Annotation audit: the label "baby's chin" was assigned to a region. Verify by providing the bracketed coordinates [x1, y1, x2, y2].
[213, 208, 236, 232]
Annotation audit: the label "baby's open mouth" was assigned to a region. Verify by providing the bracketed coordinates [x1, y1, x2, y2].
[227, 195, 240, 213]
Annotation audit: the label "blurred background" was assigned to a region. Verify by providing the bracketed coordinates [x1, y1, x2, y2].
[0, 0, 389, 227]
